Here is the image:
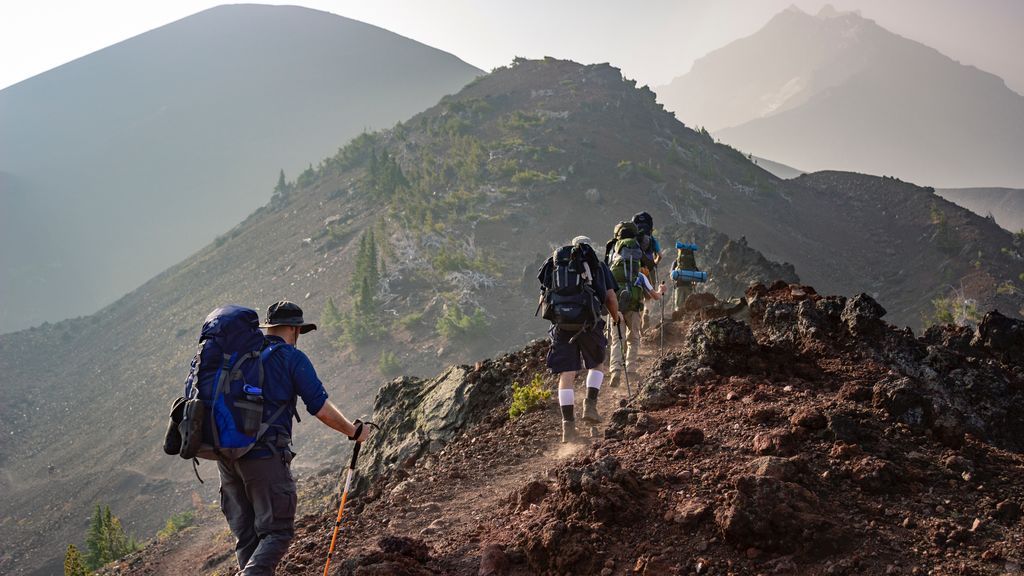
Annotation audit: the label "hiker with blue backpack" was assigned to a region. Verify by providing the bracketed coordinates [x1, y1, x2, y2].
[164, 301, 370, 576]
[538, 235, 622, 443]
[604, 221, 667, 388]
[672, 242, 702, 316]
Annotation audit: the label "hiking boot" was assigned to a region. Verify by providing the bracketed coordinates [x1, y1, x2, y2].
[608, 371, 621, 388]
[582, 398, 602, 424]
[561, 420, 578, 443]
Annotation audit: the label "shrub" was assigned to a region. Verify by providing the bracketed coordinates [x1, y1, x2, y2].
[378, 350, 402, 376]
[399, 311, 425, 329]
[436, 305, 489, 341]
[511, 169, 559, 185]
[157, 510, 195, 540]
[509, 373, 551, 419]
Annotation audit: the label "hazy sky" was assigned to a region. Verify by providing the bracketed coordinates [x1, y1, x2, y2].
[2, 0, 1022, 94]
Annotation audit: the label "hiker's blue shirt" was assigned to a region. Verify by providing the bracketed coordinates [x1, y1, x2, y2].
[247, 335, 329, 458]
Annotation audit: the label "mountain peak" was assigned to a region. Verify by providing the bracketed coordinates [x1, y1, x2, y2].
[816, 4, 861, 19]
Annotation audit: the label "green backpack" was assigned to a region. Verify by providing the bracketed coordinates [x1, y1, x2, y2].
[610, 238, 646, 312]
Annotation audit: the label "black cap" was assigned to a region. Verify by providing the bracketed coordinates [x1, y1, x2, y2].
[259, 300, 317, 334]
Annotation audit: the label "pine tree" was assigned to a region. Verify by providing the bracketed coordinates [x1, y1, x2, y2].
[273, 169, 288, 197]
[320, 297, 342, 334]
[365, 229, 380, 291]
[85, 505, 107, 569]
[357, 276, 376, 318]
[84, 504, 137, 569]
[64, 544, 88, 576]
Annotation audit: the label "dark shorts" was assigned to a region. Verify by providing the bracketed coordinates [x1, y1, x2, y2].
[546, 320, 607, 373]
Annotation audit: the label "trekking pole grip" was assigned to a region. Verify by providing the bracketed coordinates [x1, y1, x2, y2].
[349, 442, 361, 469]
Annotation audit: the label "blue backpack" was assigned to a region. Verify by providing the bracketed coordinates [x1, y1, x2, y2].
[174, 305, 290, 464]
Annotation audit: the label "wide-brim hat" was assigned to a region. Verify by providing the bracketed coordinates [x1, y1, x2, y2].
[259, 300, 317, 334]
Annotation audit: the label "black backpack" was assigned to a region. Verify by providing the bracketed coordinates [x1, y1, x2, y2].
[539, 244, 602, 331]
[632, 212, 653, 235]
[631, 211, 657, 262]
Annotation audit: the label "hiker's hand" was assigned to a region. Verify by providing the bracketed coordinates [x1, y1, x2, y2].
[658, 282, 667, 295]
[614, 311, 624, 324]
[348, 419, 371, 443]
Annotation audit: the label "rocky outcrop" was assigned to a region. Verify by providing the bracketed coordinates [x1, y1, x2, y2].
[358, 340, 548, 488]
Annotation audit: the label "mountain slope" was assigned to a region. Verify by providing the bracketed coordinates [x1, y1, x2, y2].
[2, 58, 1022, 575]
[658, 5, 1024, 189]
[937, 188, 1024, 233]
[0, 3, 481, 333]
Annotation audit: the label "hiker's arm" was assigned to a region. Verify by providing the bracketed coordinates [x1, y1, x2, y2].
[315, 401, 370, 442]
[291, 351, 368, 441]
[604, 289, 623, 323]
[647, 282, 667, 301]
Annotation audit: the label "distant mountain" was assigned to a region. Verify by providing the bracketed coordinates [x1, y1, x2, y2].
[0, 3, 481, 333]
[937, 188, 1024, 233]
[752, 156, 804, 179]
[3, 58, 1022, 576]
[657, 4, 1024, 189]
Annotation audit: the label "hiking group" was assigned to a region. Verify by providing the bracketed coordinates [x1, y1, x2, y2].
[159, 209, 704, 575]
[537, 211, 704, 443]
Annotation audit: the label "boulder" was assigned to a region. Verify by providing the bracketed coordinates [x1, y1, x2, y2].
[752, 429, 800, 456]
[973, 310, 1024, 363]
[841, 293, 886, 339]
[716, 474, 845, 555]
[358, 341, 547, 490]
[479, 543, 509, 576]
[671, 426, 705, 448]
[684, 317, 758, 374]
[790, 407, 827, 430]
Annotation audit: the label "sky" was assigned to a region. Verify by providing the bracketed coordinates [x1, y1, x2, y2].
[2, 0, 1023, 94]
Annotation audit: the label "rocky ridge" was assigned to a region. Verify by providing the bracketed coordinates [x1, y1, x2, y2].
[104, 282, 1023, 576]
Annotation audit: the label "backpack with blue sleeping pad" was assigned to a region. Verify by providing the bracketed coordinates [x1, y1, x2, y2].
[164, 305, 293, 476]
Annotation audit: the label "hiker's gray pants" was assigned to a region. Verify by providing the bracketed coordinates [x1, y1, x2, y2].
[219, 455, 296, 576]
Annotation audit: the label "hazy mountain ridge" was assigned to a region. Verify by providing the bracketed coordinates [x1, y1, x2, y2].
[2, 57, 1022, 575]
[0, 3, 482, 333]
[657, 5, 1024, 189]
[937, 188, 1024, 234]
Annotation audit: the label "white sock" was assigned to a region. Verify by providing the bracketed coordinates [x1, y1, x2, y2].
[585, 370, 604, 390]
[558, 388, 575, 406]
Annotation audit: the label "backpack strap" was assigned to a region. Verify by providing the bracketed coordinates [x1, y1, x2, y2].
[209, 352, 237, 458]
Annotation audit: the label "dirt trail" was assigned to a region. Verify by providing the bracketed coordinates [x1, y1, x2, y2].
[287, 320, 687, 574]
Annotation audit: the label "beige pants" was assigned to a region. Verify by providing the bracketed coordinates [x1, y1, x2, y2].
[609, 310, 642, 374]
[673, 283, 693, 315]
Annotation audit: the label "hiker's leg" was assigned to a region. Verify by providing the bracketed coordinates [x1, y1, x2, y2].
[237, 456, 296, 576]
[579, 327, 607, 422]
[624, 311, 642, 373]
[548, 326, 583, 442]
[557, 371, 577, 442]
[608, 320, 624, 377]
[218, 460, 258, 571]
[673, 284, 687, 315]
[557, 371, 576, 419]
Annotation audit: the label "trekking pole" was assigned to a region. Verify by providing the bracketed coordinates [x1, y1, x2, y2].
[615, 322, 632, 401]
[323, 420, 379, 576]
[659, 291, 665, 357]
